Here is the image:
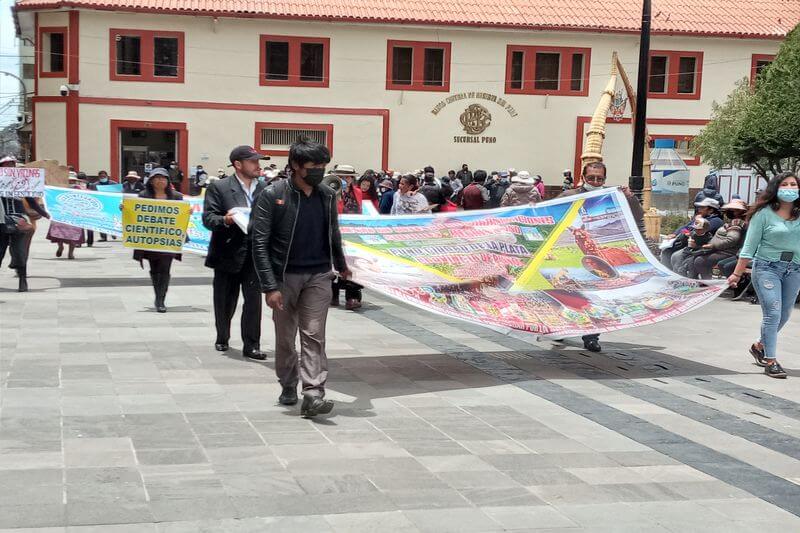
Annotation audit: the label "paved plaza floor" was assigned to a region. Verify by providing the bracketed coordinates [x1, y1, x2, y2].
[1, 226, 800, 532]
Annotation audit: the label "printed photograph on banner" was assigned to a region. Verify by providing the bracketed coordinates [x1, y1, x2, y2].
[339, 189, 725, 338]
[121, 197, 190, 253]
[0, 167, 46, 198]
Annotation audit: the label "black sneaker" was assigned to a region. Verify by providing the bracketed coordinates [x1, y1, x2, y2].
[764, 360, 787, 379]
[279, 386, 298, 406]
[583, 338, 602, 353]
[749, 344, 768, 367]
[300, 395, 334, 418]
[243, 349, 268, 361]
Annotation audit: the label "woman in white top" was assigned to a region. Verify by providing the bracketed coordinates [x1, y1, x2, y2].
[390, 174, 430, 215]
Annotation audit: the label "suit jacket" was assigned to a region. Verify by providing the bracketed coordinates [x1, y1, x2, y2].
[202, 175, 266, 273]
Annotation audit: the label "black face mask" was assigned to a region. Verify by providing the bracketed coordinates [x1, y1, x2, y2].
[304, 167, 326, 187]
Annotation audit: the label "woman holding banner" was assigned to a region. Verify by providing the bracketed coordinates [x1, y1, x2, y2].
[133, 167, 183, 313]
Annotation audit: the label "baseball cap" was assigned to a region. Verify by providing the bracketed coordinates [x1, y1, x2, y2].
[229, 145, 270, 166]
[694, 197, 720, 209]
[149, 167, 170, 178]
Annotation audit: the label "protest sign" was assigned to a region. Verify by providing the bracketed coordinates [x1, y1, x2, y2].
[44, 186, 123, 235]
[0, 167, 45, 198]
[45, 185, 725, 337]
[121, 197, 190, 253]
[97, 183, 123, 193]
[339, 188, 726, 338]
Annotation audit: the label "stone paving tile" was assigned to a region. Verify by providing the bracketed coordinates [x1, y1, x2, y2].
[2, 233, 800, 530]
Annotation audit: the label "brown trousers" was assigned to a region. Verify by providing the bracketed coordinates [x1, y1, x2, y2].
[273, 271, 334, 397]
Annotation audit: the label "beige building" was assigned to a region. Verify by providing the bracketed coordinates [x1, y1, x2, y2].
[12, 0, 799, 196]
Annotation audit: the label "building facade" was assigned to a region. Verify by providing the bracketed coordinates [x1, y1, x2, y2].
[12, 1, 798, 192]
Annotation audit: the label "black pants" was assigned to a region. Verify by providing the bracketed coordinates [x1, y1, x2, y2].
[147, 255, 173, 275]
[0, 231, 29, 272]
[212, 259, 262, 351]
[86, 230, 94, 246]
[332, 279, 362, 302]
[687, 252, 731, 280]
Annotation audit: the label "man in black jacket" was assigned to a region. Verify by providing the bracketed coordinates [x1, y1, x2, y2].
[202, 146, 269, 360]
[251, 138, 350, 418]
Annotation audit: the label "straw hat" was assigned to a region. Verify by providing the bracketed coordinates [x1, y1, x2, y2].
[124, 170, 140, 180]
[721, 198, 748, 212]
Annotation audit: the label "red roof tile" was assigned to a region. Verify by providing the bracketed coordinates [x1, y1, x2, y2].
[14, 0, 800, 38]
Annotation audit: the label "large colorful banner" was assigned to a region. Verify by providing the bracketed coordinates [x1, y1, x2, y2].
[44, 187, 212, 252]
[1, 167, 45, 198]
[121, 197, 190, 253]
[44, 185, 725, 336]
[339, 188, 726, 337]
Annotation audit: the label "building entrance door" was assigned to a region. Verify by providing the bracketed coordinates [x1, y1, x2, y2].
[119, 128, 177, 178]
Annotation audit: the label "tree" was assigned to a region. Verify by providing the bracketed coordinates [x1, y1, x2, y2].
[692, 24, 800, 179]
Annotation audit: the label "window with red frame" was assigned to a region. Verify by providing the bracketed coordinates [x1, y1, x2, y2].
[647, 51, 703, 99]
[649, 135, 700, 166]
[505, 46, 590, 96]
[110, 29, 184, 82]
[254, 122, 333, 157]
[39, 27, 67, 77]
[259, 35, 330, 87]
[750, 54, 775, 85]
[386, 40, 451, 92]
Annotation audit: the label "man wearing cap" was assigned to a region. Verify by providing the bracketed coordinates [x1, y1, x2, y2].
[251, 137, 350, 418]
[418, 166, 447, 213]
[202, 145, 269, 360]
[122, 171, 144, 194]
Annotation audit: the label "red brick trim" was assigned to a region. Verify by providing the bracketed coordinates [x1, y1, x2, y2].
[258, 35, 330, 88]
[386, 39, 451, 92]
[110, 119, 189, 192]
[109, 28, 185, 83]
[254, 122, 334, 157]
[504, 44, 591, 97]
[647, 50, 703, 100]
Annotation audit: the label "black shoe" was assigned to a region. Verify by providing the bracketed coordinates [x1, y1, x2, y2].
[18, 277, 28, 293]
[215, 343, 229, 352]
[279, 386, 298, 406]
[583, 338, 602, 352]
[244, 349, 267, 361]
[765, 360, 787, 379]
[749, 344, 768, 367]
[300, 395, 334, 418]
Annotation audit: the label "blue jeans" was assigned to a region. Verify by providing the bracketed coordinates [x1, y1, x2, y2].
[752, 260, 800, 359]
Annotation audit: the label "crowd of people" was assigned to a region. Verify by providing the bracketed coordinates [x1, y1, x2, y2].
[2, 148, 799, 385]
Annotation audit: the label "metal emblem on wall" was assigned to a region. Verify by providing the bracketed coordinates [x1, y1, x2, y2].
[460, 104, 492, 135]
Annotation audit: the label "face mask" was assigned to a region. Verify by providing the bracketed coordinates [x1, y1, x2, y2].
[777, 188, 799, 203]
[99, 177, 108, 183]
[304, 167, 326, 187]
[582, 181, 603, 191]
[170, 165, 176, 169]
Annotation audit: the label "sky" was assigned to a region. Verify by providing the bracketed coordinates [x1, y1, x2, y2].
[0, 0, 24, 127]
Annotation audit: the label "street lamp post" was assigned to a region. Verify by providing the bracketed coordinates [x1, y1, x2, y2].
[629, 0, 652, 200]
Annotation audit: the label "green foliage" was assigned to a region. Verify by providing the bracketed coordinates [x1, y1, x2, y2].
[692, 24, 800, 178]
[660, 213, 691, 235]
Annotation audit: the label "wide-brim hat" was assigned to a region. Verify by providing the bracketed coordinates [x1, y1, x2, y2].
[722, 199, 748, 212]
[125, 171, 140, 179]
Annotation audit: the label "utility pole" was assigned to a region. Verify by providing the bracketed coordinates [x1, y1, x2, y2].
[629, 0, 651, 200]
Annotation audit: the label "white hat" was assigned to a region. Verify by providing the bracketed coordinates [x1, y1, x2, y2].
[512, 171, 535, 184]
[331, 164, 357, 175]
[694, 197, 720, 209]
[0, 155, 17, 165]
[124, 170, 140, 179]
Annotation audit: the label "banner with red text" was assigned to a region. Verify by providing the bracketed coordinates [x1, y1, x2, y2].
[340, 188, 726, 337]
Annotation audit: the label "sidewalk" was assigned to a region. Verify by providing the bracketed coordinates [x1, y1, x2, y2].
[1, 227, 799, 532]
